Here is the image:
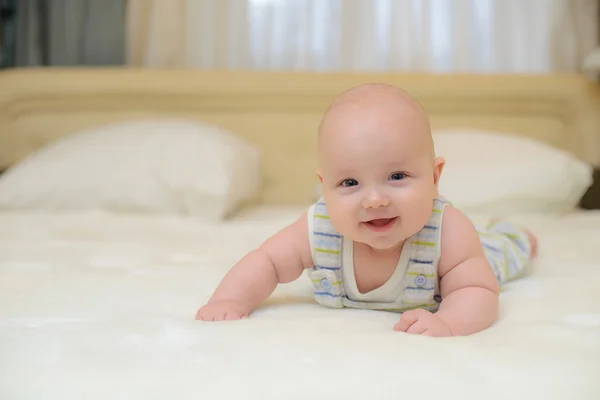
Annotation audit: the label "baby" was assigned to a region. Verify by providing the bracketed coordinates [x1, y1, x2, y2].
[196, 83, 537, 337]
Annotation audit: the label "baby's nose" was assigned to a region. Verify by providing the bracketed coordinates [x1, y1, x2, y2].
[362, 192, 390, 208]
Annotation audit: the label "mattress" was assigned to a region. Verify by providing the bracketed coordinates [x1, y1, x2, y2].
[0, 207, 599, 400]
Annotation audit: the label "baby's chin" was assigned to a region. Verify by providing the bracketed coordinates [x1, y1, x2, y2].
[355, 235, 407, 252]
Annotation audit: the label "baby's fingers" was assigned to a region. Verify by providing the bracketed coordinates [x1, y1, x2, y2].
[224, 311, 247, 321]
[196, 308, 223, 321]
[196, 312, 214, 321]
[195, 308, 207, 320]
[406, 321, 428, 335]
[393, 310, 420, 332]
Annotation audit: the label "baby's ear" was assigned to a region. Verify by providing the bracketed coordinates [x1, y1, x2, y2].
[316, 171, 323, 183]
[433, 157, 445, 187]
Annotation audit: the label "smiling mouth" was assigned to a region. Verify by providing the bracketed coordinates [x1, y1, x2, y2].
[363, 217, 397, 231]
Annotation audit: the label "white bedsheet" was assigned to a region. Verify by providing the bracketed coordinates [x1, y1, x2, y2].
[0, 207, 599, 400]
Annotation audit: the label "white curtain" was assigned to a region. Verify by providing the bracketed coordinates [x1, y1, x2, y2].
[126, 0, 598, 73]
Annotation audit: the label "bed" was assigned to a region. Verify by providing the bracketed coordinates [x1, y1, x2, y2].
[0, 68, 599, 399]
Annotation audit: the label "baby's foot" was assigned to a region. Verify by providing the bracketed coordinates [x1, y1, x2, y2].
[524, 229, 538, 260]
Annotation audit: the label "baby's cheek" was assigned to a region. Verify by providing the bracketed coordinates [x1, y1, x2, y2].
[327, 210, 356, 237]
[398, 195, 430, 220]
[327, 211, 349, 232]
[412, 201, 436, 228]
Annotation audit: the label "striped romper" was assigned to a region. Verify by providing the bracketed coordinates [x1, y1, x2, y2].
[306, 196, 533, 312]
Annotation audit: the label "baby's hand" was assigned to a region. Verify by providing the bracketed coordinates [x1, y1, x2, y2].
[196, 300, 250, 321]
[393, 309, 452, 337]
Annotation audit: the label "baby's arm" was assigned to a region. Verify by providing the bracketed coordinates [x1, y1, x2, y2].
[434, 206, 500, 335]
[196, 213, 314, 321]
[393, 206, 499, 336]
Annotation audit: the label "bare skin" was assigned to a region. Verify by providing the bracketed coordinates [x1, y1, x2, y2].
[196, 83, 538, 336]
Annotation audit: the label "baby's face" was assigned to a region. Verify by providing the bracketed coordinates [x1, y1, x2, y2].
[318, 99, 442, 251]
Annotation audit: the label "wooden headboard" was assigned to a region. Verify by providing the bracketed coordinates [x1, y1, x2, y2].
[1, 68, 599, 205]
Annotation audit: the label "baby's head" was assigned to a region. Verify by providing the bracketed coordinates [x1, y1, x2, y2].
[317, 83, 444, 251]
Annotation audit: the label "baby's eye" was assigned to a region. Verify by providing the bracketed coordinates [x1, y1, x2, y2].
[340, 178, 359, 187]
[389, 172, 406, 181]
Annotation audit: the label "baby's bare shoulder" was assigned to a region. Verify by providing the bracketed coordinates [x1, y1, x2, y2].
[437, 206, 485, 277]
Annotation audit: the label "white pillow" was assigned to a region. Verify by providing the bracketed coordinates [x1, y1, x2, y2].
[0, 119, 262, 220]
[433, 129, 593, 216]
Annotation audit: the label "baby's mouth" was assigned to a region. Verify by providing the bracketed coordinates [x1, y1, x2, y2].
[364, 217, 397, 231]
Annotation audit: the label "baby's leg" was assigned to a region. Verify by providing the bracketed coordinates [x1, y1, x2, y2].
[489, 218, 538, 261]
[475, 219, 537, 284]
